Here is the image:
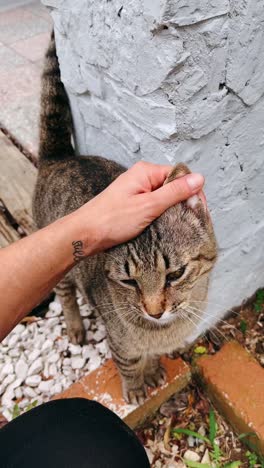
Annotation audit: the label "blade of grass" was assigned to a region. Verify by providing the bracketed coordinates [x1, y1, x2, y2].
[222, 462, 241, 468]
[172, 428, 210, 445]
[184, 461, 212, 468]
[209, 408, 217, 445]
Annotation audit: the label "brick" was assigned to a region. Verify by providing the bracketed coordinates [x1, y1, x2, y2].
[197, 341, 264, 455]
[53, 357, 191, 429]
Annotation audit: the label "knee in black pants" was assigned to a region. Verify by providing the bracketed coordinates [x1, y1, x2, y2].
[0, 398, 150, 468]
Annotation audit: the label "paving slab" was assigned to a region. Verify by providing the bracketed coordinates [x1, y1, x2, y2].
[0, 5, 50, 44]
[0, 1, 51, 155]
[197, 341, 264, 456]
[53, 357, 191, 429]
[11, 31, 50, 62]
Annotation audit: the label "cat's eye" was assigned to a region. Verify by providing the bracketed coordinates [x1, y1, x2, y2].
[166, 266, 186, 286]
[120, 279, 138, 288]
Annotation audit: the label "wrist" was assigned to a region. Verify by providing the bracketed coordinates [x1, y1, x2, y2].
[62, 205, 104, 259]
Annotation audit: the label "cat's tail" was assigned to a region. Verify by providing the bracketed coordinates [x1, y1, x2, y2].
[39, 30, 74, 161]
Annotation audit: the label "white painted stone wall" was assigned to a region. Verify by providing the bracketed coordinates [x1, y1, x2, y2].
[43, 0, 264, 339]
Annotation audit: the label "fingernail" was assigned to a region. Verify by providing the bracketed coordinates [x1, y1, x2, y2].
[186, 173, 204, 191]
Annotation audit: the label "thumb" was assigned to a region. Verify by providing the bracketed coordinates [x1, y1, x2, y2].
[148, 173, 204, 216]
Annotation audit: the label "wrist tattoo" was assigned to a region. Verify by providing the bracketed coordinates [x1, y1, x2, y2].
[72, 240, 85, 262]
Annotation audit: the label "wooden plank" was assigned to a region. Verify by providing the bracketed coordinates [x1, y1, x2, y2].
[0, 211, 20, 248]
[0, 130, 37, 235]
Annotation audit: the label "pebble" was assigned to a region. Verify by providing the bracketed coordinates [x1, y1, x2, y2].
[69, 344, 82, 355]
[47, 317, 60, 327]
[49, 364, 58, 376]
[25, 375, 42, 387]
[15, 387, 23, 399]
[28, 358, 43, 376]
[24, 386, 37, 398]
[46, 301, 62, 317]
[83, 318, 91, 330]
[2, 379, 22, 407]
[12, 324, 25, 335]
[184, 450, 201, 462]
[47, 352, 60, 364]
[71, 356, 85, 370]
[9, 348, 21, 358]
[42, 339, 53, 352]
[187, 436, 195, 447]
[0, 294, 110, 417]
[28, 349, 41, 362]
[2, 374, 15, 392]
[201, 449, 211, 464]
[93, 328, 106, 342]
[8, 333, 19, 348]
[15, 358, 28, 381]
[53, 383, 62, 394]
[38, 380, 54, 393]
[1, 362, 14, 377]
[87, 354, 101, 371]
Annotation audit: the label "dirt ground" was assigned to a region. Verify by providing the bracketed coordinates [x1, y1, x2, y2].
[135, 290, 264, 468]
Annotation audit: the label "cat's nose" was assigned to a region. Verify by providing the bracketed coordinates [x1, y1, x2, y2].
[151, 312, 164, 319]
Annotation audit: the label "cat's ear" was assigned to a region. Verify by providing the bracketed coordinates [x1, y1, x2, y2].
[163, 163, 204, 213]
[163, 163, 191, 184]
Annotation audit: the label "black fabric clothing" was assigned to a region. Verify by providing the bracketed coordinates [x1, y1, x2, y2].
[0, 398, 150, 468]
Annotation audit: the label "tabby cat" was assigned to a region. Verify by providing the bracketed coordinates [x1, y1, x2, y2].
[33, 32, 217, 404]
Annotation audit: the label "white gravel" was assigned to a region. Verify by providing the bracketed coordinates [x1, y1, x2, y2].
[0, 293, 111, 421]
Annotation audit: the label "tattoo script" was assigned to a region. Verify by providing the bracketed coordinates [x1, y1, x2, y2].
[72, 240, 85, 262]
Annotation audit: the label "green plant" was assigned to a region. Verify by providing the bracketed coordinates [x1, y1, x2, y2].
[239, 320, 247, 336]
[11, 403, 21, 420]
[254, 289, 264, 313]
[172, 408, 242, 468]
[238, 433, 264, 467]
[11, 400, 38, 420]
[246, 450, 258, 468]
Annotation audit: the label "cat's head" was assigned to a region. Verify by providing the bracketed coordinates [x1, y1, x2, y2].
[104, 163, 217, 326]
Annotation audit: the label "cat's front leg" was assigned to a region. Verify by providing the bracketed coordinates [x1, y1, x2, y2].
[144, 356, 166, 388]
[111, 351, 147, 405]
[55, 278, 85, 345]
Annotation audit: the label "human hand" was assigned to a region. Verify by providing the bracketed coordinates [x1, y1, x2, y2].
[74, 161, 205, 255]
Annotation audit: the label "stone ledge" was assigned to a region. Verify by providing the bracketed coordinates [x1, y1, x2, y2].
[197, 341, 264, 456]
[53, 357, 191, 429]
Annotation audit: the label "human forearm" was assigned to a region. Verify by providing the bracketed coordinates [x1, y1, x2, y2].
[0, 211, 96, 340]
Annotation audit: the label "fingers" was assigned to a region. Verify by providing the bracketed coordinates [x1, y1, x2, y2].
[148, 173, 204, 216]
[130, 161, 173, 190]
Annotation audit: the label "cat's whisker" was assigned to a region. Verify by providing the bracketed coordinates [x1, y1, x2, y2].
[183, 306, 229, 343]
[180, 310, 199, 332]
[188, 300, 241, 317]
[186, 304, 235, 328]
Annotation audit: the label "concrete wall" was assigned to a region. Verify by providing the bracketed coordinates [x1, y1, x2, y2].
[43, 0, 264, 341]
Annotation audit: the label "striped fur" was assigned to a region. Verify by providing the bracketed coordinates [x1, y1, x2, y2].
[33, 34, 217, 404]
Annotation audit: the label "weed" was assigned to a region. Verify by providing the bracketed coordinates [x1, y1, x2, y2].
[172, 407, 242, 468]
[11, 400, 38, 420]
[239, 320, 247, 336]
[254, 289, 264, 313]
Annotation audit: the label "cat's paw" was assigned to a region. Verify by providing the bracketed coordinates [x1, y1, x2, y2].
[166, 350, 180, 359]
[144, 363, 166, 388]
[123, 385, 147, 405]
[68, 324, 85, 345]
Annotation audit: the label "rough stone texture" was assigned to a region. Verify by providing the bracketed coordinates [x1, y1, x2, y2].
[53, 357, 191, 429]
[197, 341, 264, 455]
[43, 0, 264, 339]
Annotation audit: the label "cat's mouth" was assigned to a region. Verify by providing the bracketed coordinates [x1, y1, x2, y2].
[142, 309, 179, 325]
